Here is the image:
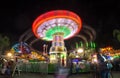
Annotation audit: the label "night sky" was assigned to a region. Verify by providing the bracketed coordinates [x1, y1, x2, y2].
[0, 0, 120, 50]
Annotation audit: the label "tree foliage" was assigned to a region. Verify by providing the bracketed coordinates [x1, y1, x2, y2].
[0, 34, 10, 54]
[113, 29, 120, 42]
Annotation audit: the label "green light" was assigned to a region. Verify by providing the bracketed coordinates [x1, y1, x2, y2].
[45, 26, 71, 40]
[61, 53, 66, 58]
[61, 54, 64, 58]
[76, 42, 78, 48]
[79, 41, 83, 47]
[93, 42, 96, 48]
[114, 55, 120, 59]
[86, 42, 88, 48]
[90, 42, 93, 48]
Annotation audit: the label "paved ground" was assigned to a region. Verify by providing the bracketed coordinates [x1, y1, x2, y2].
[0, 71, 120, 78]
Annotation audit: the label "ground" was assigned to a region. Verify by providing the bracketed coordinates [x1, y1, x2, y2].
[0, 71, 120, 78]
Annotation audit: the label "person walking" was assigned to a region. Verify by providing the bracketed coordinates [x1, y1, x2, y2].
[97, 51, 111, 78]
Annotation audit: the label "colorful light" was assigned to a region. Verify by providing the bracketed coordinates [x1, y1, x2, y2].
[32, 10, 82, 41]
[32, 10, 82, 67]
[12, 42, 31, 54]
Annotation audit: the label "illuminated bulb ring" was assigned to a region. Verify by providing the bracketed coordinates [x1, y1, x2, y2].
[32, 10, 82, 41]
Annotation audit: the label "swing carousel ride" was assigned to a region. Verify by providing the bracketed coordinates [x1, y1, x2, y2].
[32, 10, 82, 66]
[4, 10, 98, 65]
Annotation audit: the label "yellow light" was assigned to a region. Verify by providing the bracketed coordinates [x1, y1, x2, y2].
[77, 48, 84, 53]
[76, 55, 79, 58]
[7, 53, 12, 57]
[93, 58, 97, 63]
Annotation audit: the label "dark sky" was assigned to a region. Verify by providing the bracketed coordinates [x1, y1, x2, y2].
[0, 0, 120, 50]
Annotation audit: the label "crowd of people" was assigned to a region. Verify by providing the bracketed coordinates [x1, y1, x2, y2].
[0, 49, 118, 78]
[0, 58, 15, 77]
[69, 49, 114, 78]
[95, 51, 113, 78]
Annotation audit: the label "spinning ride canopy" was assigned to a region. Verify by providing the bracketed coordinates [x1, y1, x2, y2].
[12, 42, 31, 54]
[32, 10, 82, 41]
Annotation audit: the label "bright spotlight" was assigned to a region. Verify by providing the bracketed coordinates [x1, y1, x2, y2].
[77, 48, 84, 53]
[7, 53, 12, 57]
[93, 58, 97, 63]
[76, 55, 79, 58]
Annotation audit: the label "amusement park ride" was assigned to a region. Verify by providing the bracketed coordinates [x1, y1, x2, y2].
[32, 10, 82, 67]
[2, 10, 98, 74]
[3, 10, 120, 75]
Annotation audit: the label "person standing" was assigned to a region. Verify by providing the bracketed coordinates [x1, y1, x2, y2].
[76, 62, 80, 74]
[97, 51, 109, 78]
[6, 61, 11, 76]
[105, 53, 113, 78]
[1, 62, 7, 75]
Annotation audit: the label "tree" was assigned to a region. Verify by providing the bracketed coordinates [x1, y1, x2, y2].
[113, 29, 120, 42]
[0, 34, 10, 54]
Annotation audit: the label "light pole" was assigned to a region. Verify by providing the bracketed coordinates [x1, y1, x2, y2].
[43, 44, 48, 55]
